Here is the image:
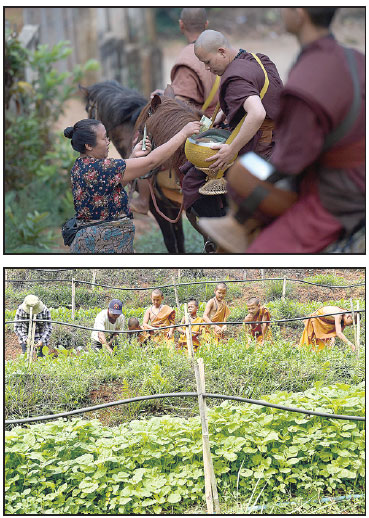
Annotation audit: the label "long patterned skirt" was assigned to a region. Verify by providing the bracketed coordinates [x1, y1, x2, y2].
[70, 218, 135, 254]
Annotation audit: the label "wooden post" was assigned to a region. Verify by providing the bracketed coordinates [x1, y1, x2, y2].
[173, 277, 180, 312]
[26, 307, 33, 365]
[184, 304, 194, 360]
[185, 306, 220, 514]
[349, 298, 358, 352]
[198, 358, 221, 514]
[72, 278, 75, 321]
[356, 301, 360, 357]
[260, 269, 264, 287]
[282, 277, 287, 301]
[92, 269, 97, 290]
[28, 314, 36, 367]
[178, 269, 181, 283]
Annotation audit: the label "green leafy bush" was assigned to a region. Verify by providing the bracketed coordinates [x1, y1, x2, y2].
[5, 382, 364, 514]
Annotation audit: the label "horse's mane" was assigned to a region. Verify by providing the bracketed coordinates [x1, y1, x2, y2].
[135, 97, 202, 172]
[85, 80, 147, 129]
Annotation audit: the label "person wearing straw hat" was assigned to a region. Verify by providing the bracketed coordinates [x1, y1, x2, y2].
[299, 306, 356, 352]
[181, 29, 283, 220]
[91, 299, 125, 354]
[14, 295, 52, 357]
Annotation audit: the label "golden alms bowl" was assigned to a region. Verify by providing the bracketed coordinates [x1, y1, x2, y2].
[185, 129, 237, 175]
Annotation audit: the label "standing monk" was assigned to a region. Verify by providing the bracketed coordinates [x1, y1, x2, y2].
[225, 8, 365, 253]
[177, 298, 205, 352]
[203, 282, 230, 341]
[182, 29, 283, 219]
[299, 306, 356, 352]
[244, 297, 272, 346]
[133, 8, 219, 215]
[143, 289, 176, 346]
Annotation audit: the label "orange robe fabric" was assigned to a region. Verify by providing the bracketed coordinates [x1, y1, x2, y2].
[299, 307, 346, 352]
[206, 300, 230, 342]
[177, 316, 205, 351]
[244, 306, 272, 345]
[149, 305, 176, 346]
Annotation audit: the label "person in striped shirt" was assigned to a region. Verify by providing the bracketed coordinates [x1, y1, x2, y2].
[14, 295, 52, 357]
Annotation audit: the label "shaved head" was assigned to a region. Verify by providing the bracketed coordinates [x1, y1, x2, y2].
[248, 297, 260, 306]
[152, 288, 163, 297]
[195, 30, 230, 54]
[180, 8, 208, 32]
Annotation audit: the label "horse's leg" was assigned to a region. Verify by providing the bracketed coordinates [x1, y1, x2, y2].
[149, 197, 179, 253]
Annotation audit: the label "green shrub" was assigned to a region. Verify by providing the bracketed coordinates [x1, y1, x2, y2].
[5, 382, 364, 514]
[265, 279, 295, 301]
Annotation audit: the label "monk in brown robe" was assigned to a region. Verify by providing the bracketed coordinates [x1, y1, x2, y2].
[177, 299, 205, 352]
[182, 29, 283, 216]
[127, 317, 149, 345]
[244, 297, 272, 347]
[132, 8, 218, 215]
[299, 306, 355, 352]
[203, 282, 230, 341]
[143, 289, 175, 346]
[240, 8, 365, 253]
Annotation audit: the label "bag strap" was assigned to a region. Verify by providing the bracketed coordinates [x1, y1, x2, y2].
[323, 47, 361, 151]
[202, 75, 221, 112]
[225, 53, 270, 146]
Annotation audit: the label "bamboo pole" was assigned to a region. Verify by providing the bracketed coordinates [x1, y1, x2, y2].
[92, 269, 97, 290]
[356, 301, 360, 357]
[185, 306, 220, 514]
[184, 304, 194, 360]
[282, 277, 287, 301]
[173, 277, 180, 312]
[260, 269, 264, 287]
[198, 358, 221, 514]
[26, 306, 33, 365]
[72, 278, 75, 321]
[28, 315, 36, 367]
[349, 298, 358, 351]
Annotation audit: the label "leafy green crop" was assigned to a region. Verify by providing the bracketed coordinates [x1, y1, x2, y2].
[5, 382, 364, 514]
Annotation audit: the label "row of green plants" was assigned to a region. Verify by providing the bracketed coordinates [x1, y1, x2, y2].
[5, 382, 364, 514]
[5, 338, 365, 424]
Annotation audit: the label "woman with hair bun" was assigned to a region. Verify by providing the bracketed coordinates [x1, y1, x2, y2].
[64, 118, 200, 253]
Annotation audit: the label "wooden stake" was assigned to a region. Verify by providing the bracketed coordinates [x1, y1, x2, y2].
[185, 306, 220, 514]
[282, 277, 287, 301]
[184, 304, 194, 360]
[173, 277, 180, 312]
[92, 269, 97, 290]
[260, 269, 264, 287]
[72, 278, 75, 321]
[26, 306, 33, 365]
[356, 301, 360, 357]
[349, 298, 358, 352]
[28, 315, 36, 367]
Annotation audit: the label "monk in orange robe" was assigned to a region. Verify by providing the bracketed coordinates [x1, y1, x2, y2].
[127, 317, 150, 345]
[203, 282, 230, 342]
[299, 306, 355, 352]
[177, 299, 205, 352]
[244, 297, 272, 347]
[143, 289, 176, 346]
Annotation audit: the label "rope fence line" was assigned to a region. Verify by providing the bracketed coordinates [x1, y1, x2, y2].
[5, 391, 365, 425]
[4, 310, 366, 333]
[5, 277, 365, 289]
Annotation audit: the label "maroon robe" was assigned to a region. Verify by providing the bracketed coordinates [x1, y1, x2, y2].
[182, 50, 283, 210]
[246, 35, 365, 253]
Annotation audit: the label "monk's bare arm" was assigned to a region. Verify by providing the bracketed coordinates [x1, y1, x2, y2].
[334, 315, 355, 351]
[203, 300, 214, 323]
[142, 308, 156, 330]
[261, 312, 270, 339]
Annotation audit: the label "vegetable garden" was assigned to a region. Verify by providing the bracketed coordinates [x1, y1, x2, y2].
[5, 268, 365, 515]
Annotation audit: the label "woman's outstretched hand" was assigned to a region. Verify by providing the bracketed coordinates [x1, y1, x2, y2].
[180, 121, 202, 139]
[130, 138, 152, 158]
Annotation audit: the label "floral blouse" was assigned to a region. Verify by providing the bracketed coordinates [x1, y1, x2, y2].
[70, 157, 132, 222]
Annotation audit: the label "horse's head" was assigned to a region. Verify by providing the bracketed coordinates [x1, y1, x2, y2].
[135, 89, 203, 172]
[79, 81, 147, 158]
